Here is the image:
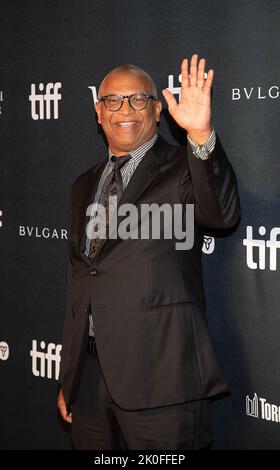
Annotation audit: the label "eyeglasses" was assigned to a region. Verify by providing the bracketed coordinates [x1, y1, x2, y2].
[98, 93, 158, 111]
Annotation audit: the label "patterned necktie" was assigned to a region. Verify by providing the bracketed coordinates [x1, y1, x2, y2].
[88, 153, 131, 258]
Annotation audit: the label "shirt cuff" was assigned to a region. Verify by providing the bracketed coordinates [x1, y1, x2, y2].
[187, 129, 216, 160]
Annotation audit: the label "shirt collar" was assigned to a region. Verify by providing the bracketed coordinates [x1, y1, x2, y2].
[108, 133, 158, 161]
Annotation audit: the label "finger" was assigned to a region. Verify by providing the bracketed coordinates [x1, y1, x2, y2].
[197, 58, 206, 88]
[162, 89, 177, 115]
[203, 69, 214, 96]
[58, 402, 72, 423]
[65, 412, 72, 424]
[189, 53, 198, 87]
[181, 58, 190, 91]
[61, 408, 72, 423]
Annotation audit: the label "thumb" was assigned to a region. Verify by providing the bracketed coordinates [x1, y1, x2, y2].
[162, 89, 177, 115]
[59, 402, 72, 423]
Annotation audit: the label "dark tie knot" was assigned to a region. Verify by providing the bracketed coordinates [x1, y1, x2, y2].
[111, 154, 131, 171]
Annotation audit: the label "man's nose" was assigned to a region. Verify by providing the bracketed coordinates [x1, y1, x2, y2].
[119, 97, 135, 114]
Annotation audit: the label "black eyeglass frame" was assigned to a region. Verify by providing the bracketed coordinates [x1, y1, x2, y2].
[98, 93, 158, 111]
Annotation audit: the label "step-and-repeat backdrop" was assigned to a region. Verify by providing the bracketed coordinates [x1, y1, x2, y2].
[1, 0, 280, 449]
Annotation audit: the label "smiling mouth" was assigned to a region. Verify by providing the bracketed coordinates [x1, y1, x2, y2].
[115, 121, 138, 128]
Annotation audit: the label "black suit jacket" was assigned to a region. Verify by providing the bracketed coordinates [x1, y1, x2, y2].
[58, 134, 240, 410]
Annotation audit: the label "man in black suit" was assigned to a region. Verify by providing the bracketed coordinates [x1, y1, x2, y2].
[57, 54, 240, 449]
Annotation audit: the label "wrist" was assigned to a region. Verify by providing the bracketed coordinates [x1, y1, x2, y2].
[187, 128, 212, 146]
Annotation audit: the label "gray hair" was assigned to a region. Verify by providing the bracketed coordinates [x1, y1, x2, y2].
[98, 64, 157, 97]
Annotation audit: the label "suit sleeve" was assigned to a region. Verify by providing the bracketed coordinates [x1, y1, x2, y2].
[179, 133, 241, 229]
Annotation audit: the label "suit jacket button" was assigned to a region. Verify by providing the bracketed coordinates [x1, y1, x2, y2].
[90, 268, 97, 275]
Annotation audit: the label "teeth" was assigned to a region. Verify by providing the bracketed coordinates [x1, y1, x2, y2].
[117, 122, 136, 127]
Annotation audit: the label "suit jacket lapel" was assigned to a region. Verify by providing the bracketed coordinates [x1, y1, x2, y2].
[117, 134, 166, 208]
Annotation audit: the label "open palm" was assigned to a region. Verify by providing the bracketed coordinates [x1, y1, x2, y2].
[162, 54, 213, 133]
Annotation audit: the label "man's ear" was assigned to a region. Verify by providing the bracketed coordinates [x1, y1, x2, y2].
[95, 101, 102, 124]
[155, 100, 162, 122]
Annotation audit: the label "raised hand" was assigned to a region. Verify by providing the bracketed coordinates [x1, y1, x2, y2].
[162, 54, 213, 144]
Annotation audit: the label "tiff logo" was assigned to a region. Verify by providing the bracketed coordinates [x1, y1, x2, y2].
[29, 82, 62, 120]
[30, 340, 62, 380]
[243, 226, 280, 271]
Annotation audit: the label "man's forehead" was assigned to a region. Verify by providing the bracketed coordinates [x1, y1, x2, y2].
[99, 72, 150, 95]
